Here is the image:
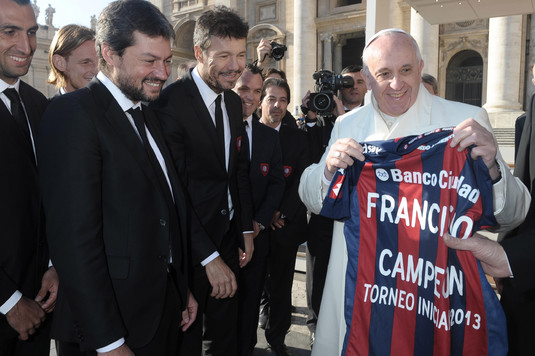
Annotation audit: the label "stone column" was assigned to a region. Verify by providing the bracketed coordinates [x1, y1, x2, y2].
[293, 0, 317, 108]
[410, 8, 439, 78]
[366, 0, 391, 43]
[333, 36, 346, 74]
[484, 15, 523, 126]
[320, 33, 333, 71]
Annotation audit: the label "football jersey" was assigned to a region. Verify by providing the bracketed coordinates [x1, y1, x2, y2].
[320, 128, 507, 356]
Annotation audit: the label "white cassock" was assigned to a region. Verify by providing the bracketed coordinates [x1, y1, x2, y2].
[299, 84, 530, 356]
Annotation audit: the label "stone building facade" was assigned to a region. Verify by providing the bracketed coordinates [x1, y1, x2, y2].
[27, 1, 535, 161]
[153, 1, 532, 133]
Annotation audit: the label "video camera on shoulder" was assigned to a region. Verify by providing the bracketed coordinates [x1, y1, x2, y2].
[308, 70, 354, 114]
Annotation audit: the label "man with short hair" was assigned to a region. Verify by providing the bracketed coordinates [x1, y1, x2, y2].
[422, 73, 439, 95]
[339, 64, 367, 111]
[234, 63, 285, 356]
[152, 6, 254, 355]
[303, 64, 366, 346]
[260, 78, 310, 356]
[0, 0, 58, 354]
[47, 24, 98, 96]
[38, 1, 195, 355]
[299, 28, 530, 356]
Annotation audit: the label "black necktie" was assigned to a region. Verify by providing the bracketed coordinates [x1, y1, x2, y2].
[4, 88, 31, 140]
[128, 108, 170, 194]
[214, 94, 225, 152]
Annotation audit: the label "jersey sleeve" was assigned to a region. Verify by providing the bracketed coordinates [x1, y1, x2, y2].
[320, 168, 352, 221]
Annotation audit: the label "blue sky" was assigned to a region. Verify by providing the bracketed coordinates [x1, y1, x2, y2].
[34, 0, 113, 28]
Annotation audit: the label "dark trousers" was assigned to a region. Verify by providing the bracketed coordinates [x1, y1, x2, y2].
[0, 316, 51, 356]
[238, 229, 270, 356]
[500, 279, 535, 355]
[305, 214, 333, 333]
[56, 274, 182, 356]
[179, 222, 239, 356]
[264, 223, 301, 347]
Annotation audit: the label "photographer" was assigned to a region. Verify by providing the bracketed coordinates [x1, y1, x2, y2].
[301, 65, 365, 347]
[257, 38, 287, 69]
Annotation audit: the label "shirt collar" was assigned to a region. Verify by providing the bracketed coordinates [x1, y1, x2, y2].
[96, 71, 141, 112]
[245, 115, 253, 127]
[0, 78, 21, 93]
[192, 66, 223, 108]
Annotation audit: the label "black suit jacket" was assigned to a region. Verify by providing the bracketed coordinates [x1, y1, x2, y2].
[152, 70, 253, 265]
[247, 116, 284, 228]
[0, 81, 48, 336]
[37, 78, 189, 350]
[276, 124, 311, 245]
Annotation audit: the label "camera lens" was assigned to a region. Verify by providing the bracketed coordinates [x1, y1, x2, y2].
[270, 42, 287, 61]
[272, 48, 285, 61]
[312, 93, 332, 111]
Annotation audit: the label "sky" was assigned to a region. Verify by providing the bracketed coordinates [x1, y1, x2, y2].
[34, 0, 113, 28]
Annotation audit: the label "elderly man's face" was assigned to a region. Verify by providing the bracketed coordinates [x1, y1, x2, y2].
[364, 33, 424, 117]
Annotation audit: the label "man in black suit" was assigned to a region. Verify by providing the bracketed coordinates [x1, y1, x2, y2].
[234, 64, 285, 356]
[152, 6, 254, 356]
[259, 78, 311, 356]
[301, 64, 366, 346]
[0, 0, 58, 354]
[37, 1, 195, 355]
[47, 24, 97, 96]
[450, 64, 535, 355]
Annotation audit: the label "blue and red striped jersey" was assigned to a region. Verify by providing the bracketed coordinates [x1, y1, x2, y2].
[321, 128, 507, 356]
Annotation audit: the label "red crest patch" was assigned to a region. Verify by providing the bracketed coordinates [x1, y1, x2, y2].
[329, 173, 346, 199]
[260, 163, 269, 176]
[283, 165, 292, 178]
[237, 136, 242, 152]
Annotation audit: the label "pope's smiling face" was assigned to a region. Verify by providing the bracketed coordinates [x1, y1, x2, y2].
[364, 33, 424, 117]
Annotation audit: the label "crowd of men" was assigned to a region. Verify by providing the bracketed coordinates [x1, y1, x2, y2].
[1, 0, 535, 356]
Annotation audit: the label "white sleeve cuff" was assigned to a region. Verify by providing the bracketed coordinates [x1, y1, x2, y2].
[504, 252, 514, 278]
[0, 291, 23, 315]
[491, 160, 506, 214]
[96, 338, 125, 353]
[322, 170, 332, 186]
[201, 252, 219, 266]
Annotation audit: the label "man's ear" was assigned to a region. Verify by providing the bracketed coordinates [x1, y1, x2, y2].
[101, 42, 117, 67]
[194, 45, 203, 64]
[361, 68, 371, 89]
[418, 59, 425, 75]
[52, 54, 66, 72]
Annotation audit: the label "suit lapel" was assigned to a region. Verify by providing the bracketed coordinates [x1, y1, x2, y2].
[143, 105, 178, 207]
[19, 82, 42, 141]
[88, 80, 169, 202]
[183, 74, 226, 170]
[1, 83, 36, 161]
[226, 91, 241, 176]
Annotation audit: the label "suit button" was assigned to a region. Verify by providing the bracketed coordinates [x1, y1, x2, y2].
[220, 209, 227, 216]
[160, 219, 167, 226]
